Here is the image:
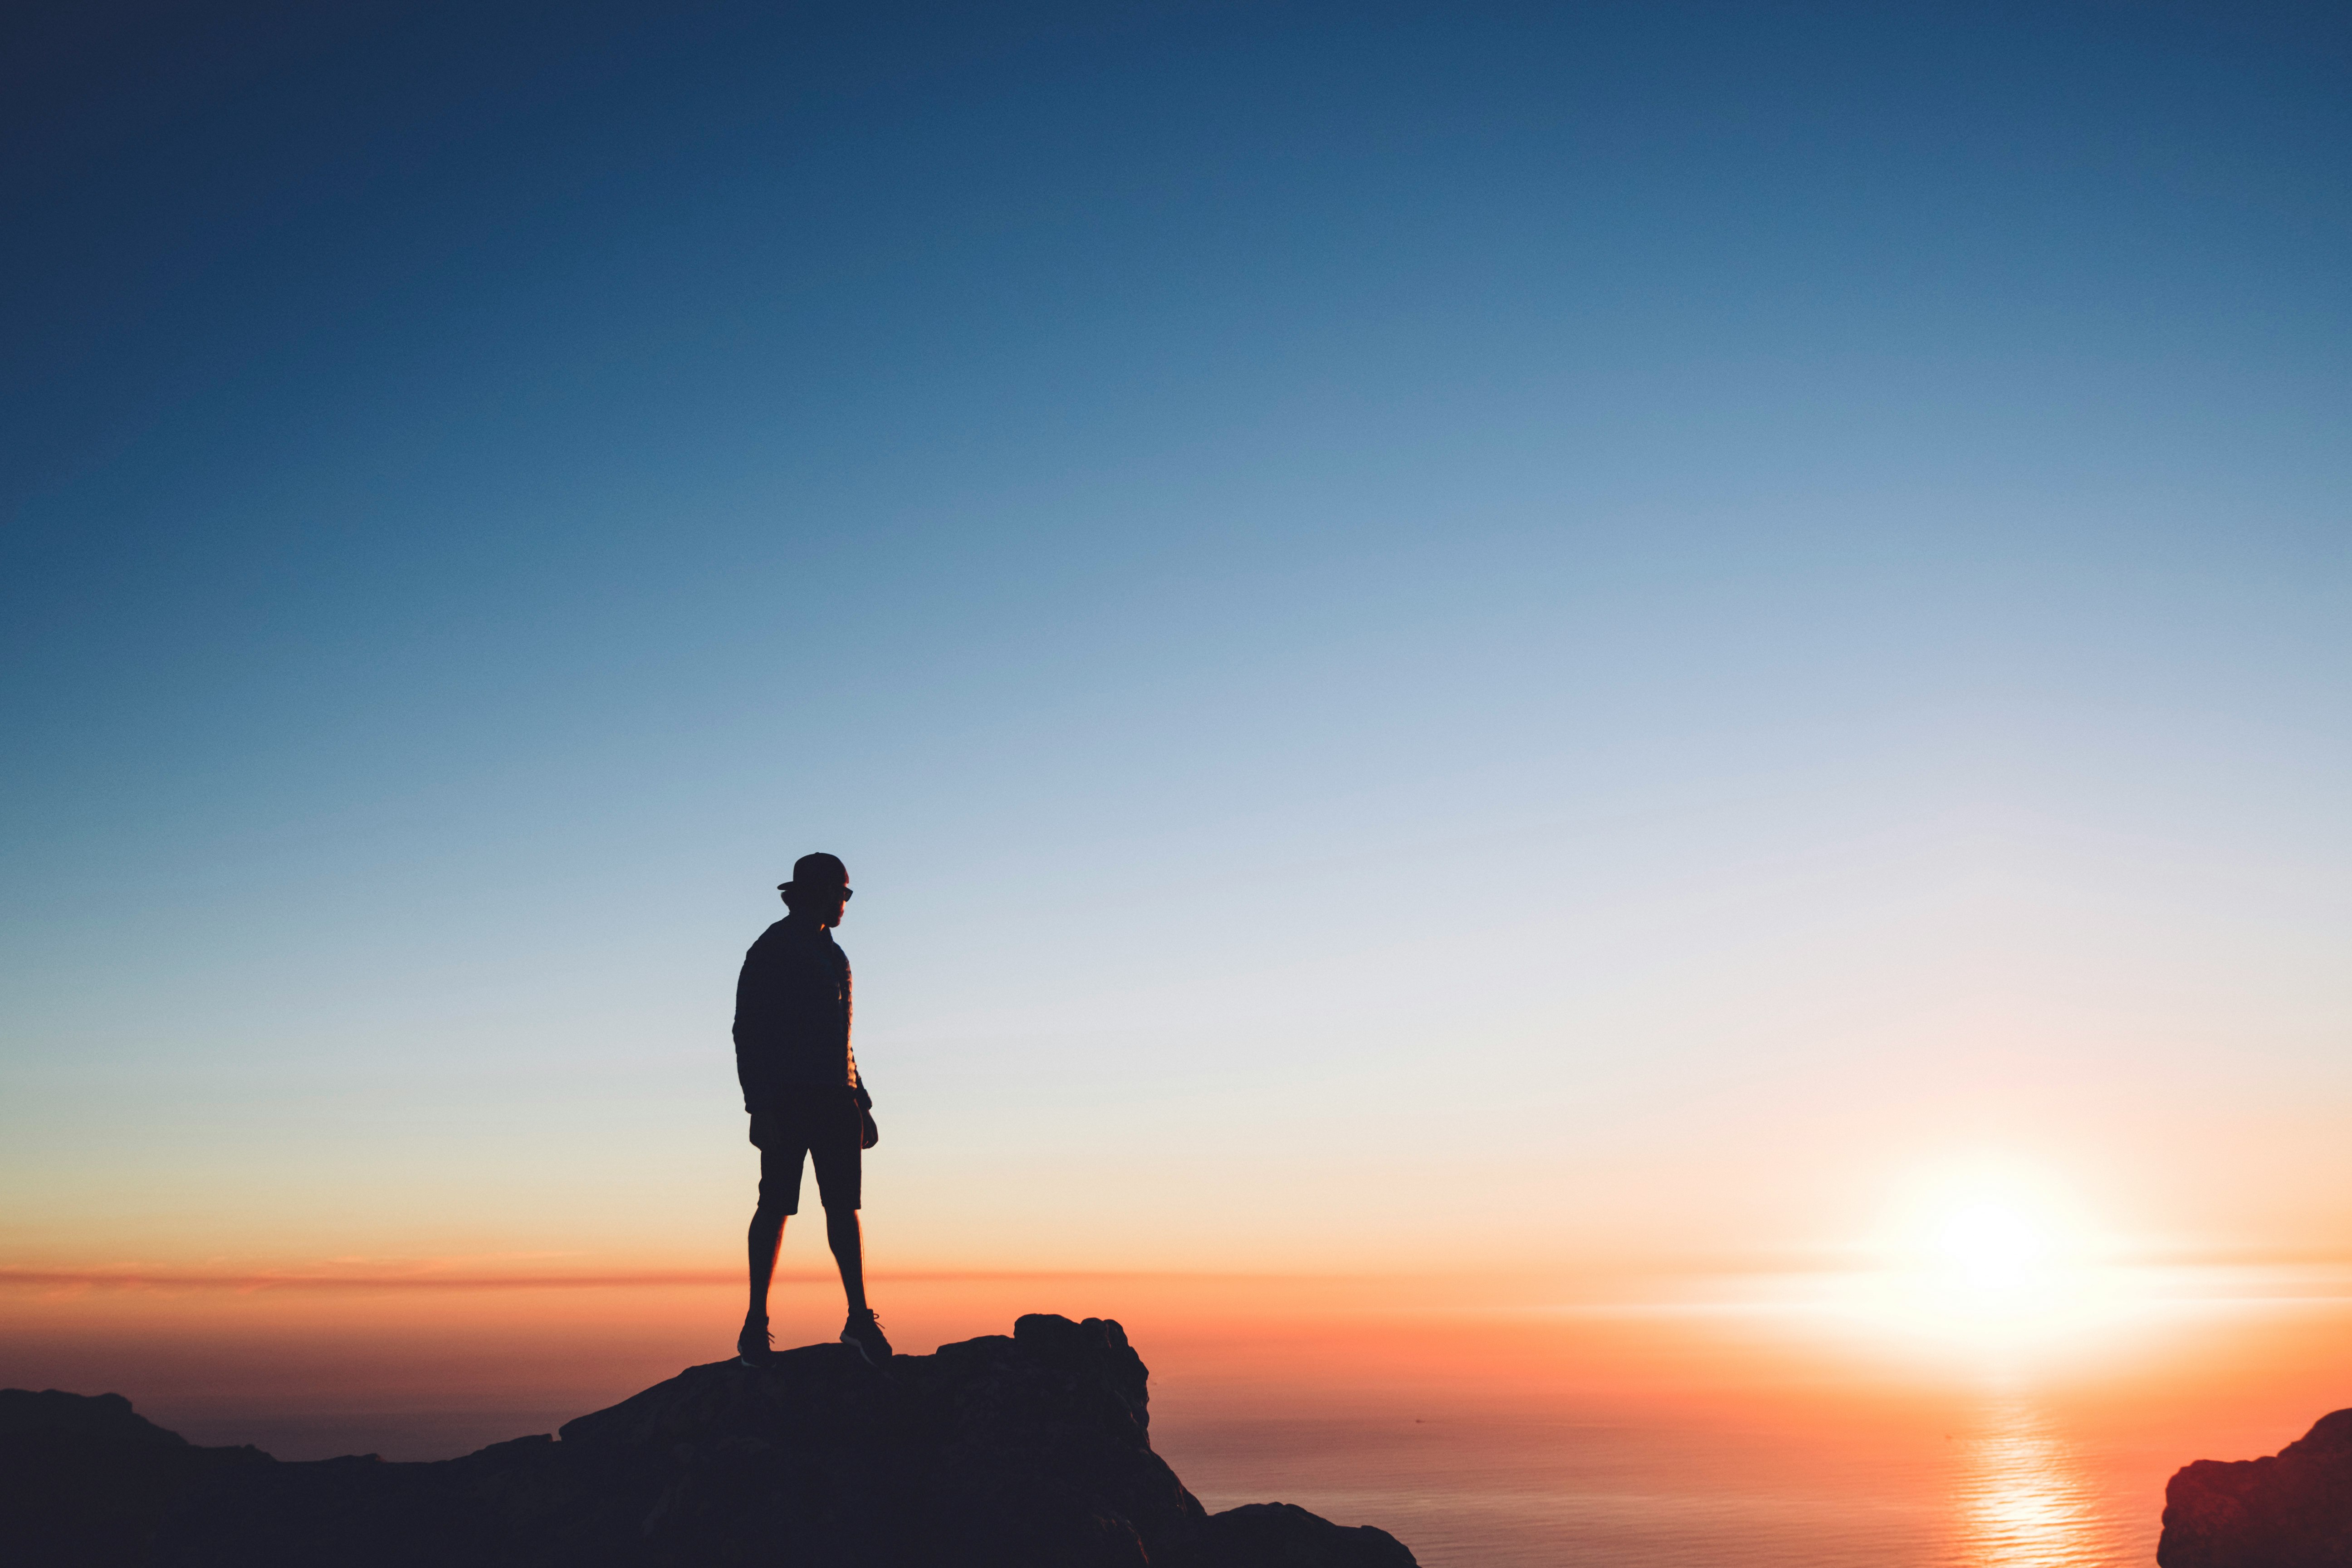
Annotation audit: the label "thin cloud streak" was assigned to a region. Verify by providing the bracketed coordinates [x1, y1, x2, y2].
[0, 1266, 1356, 1294]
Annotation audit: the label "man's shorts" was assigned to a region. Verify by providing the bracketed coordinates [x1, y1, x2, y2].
[754, 1086, 862, 1215]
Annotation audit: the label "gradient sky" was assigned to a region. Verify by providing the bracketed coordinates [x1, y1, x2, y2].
[5, 1, 2349, 1290]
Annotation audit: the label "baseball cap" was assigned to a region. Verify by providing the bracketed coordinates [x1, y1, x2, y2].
[778, 851, 849, 890]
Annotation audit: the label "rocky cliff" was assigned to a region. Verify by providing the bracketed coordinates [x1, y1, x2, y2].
[2159, 1407, 2352, 1568]
[2, 1313, 1415, 1568]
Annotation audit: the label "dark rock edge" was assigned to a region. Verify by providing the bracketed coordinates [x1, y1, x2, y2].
[1, 1312, 1416, 1568]
[2159, 1406, 2352, 1568]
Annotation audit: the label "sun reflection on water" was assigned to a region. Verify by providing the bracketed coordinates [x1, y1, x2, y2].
[1951, 1397, 2104, 1568]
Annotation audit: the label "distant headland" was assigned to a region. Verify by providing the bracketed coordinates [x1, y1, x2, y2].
[2160, 1406, 2352, 1568]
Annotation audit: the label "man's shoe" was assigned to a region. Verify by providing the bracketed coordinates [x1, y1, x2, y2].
[738, 1314, 774, 1366]
[841, 1309, 891, 1366]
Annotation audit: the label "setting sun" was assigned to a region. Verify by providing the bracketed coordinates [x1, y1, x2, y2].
[1812, 1160, 2157, 1353]
[1938, 1201, 2054, 1293]
[1883, 1161, 2097, 1289]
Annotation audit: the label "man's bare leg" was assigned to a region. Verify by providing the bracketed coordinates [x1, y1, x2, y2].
[829, 1207, 891, 1363]
[824, 1205, 868, 1315]
[743, 1206, 787, 1361]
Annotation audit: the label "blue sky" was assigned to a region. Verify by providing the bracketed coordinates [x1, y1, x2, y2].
[5, 1, 2348, 1279]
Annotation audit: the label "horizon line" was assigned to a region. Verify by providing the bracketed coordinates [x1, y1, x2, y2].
[10, 1247, 2351, 1295]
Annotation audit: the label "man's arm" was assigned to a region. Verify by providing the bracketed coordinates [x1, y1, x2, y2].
[733, 942, 777, 1115]
[850, 1060, 876, 1148]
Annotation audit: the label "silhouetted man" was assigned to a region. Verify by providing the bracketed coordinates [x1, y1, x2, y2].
[734, 852, 888, 1366]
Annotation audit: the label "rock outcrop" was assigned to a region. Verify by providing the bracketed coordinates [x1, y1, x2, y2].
[3, 1314, 1415, 1568]
[0, 1387, 271, 1568]
[2160, 1408, 2352, 1568]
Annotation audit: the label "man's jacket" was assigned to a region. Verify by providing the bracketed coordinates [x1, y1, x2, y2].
[733, 919, 869, 1114]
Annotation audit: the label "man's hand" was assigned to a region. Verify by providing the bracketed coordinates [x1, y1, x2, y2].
[861, 1109, 879, 1150]
[748, 1110, 774, 1149]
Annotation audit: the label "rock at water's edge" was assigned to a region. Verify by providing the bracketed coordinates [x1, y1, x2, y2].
[1195, 1502, 1418, 1567]
[2, 1314, 1416, 1568]
[2159, 1407, 2352, 1568]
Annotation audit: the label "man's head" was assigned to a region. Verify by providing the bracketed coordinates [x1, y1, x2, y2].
[778, 852, 852, 927]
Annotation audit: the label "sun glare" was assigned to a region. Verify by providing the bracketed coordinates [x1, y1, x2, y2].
[1938, 1200, 2054, 1294]
[1820, 1160, 2143, 1355]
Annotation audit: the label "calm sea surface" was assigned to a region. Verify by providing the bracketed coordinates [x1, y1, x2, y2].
[1142, 1294, 2352, 1568]
[1159, 1401, 2149, 1568]
[9, 1278, 2351, 1567]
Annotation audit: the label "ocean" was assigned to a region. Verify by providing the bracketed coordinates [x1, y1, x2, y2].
[1162, 1400, 2152, 1566]
[1146, 1290, 2352, 1567]
[7, 1272, 2349, 1566]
